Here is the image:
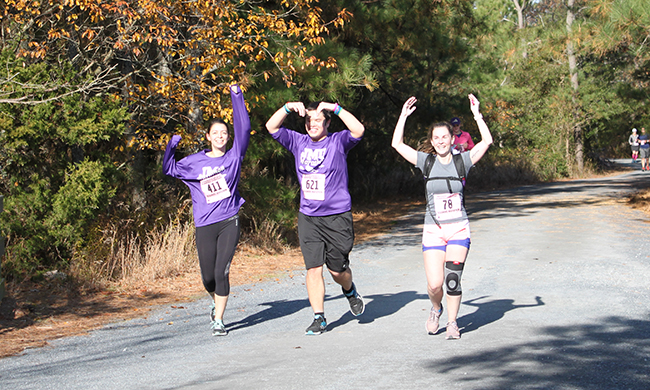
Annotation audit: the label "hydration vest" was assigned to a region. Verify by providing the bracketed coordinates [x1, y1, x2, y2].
[422, 153, 466, 226]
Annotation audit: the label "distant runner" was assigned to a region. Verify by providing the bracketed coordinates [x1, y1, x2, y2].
[629, 128, 639, 163]
[391, 94, 493, 339]
[163, 84, 250, 336]
[639, 127, 649, 171]
[450, 117, 475, 153]
[265, 100, 365, 335]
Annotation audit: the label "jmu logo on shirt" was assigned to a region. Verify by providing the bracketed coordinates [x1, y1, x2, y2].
[197, 165, 225, 180]
[300, 148, 326, 172]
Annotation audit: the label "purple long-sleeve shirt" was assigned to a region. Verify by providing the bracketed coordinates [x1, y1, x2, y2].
[163, 86, 250, 227]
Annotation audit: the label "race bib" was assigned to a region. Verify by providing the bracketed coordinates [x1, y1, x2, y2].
[433, 193, 462, 221]
[200, 174, 230, 204]
[302, 173, 325, 200]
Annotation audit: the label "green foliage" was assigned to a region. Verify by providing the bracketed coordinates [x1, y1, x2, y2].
[47, 160, 118, 247]
[0, 50, 128, 279]
[238, 172, 300, 242]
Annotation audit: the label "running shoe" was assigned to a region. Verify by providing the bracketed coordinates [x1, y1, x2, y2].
[305, 314, 327, 335]
[445, 321, 461, 340]
[425, 305, 443, 335]
[209, 301, 216, 323]
[344, 284, 365, 316]
[211, 319, 228, 336]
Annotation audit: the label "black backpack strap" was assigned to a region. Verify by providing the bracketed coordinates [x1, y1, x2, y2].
[422, 152, 468, 226]
[423, 153, 435, 178]
[452, 153, 466, 186]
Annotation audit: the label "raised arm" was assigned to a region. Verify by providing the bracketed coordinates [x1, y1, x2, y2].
[230, 84, 251, 156]
[265, 102, 306, 134]
[315, 102, 365, 139]
[468, 94, 493, 165]
[391, 96, 419, 165]
[162, 134, 182, 177]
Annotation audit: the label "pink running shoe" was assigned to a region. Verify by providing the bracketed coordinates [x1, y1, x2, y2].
[425, 305, 443, 335]
[445, 321, 461, 340]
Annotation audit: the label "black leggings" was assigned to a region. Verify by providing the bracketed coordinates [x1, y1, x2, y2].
[195, 215, 240, 296]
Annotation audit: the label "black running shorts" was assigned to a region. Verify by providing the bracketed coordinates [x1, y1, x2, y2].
[298, 211, 354, 272]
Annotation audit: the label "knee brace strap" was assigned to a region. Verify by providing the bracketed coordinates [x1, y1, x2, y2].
[444, 261, 464, 296]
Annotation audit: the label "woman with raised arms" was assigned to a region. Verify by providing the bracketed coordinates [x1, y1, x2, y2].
[391, 94, 492, 339]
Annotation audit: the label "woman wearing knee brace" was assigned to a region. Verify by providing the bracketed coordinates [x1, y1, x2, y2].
[391, 94, 492, 339]
[163, 84, 250, 336]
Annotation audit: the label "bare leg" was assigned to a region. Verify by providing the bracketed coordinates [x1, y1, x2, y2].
[306, 266, 325, 313]
[423, 250, 445, 311]
[213, 293, 228, 321]
[329, 268, 353, 291]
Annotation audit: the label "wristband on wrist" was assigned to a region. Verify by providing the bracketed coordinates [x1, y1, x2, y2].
[333, 103, 342, 116]
[283, 104, 291, 114]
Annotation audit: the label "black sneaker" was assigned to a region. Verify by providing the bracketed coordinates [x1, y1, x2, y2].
[305, 315, 327, 335]
[344, 285, 365, 316]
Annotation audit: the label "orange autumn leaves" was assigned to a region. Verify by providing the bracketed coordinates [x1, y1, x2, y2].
[4, 0, 351, 148]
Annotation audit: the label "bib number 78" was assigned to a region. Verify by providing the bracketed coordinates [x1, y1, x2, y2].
[433, 193, 462, 221]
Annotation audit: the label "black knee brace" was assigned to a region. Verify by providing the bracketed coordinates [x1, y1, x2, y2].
[444, 261, 464, 296]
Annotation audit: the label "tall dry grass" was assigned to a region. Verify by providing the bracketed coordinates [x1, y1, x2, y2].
[71, 219, 199, 289]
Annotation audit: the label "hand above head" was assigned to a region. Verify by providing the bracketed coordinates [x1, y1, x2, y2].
[285, 102, 306, 117]
[469, 93, 481, 116]
[401, 96, 417, 118]
[314, 102, 337, 117]
[230, 84, 240, 94]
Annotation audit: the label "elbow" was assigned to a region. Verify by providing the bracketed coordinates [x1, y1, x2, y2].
[352, 124, 365, 138]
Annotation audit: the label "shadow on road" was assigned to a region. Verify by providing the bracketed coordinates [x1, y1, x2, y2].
[457, 295, 545, 335]
[466, 170, 650, 221]
[226, 298, 311, 332]
[326, 290, 428, 331]
[424, 315, 650, 390]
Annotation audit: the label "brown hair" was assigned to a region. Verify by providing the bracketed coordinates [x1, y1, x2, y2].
[421, 122, 453, 154]
[206, 118, 229, 135]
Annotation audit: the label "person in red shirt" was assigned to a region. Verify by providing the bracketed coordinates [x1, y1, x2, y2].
[450, 117, 475, 153]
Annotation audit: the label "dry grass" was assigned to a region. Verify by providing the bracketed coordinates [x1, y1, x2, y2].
[0, 199, 420, 358]
[628, 188, 650, 214]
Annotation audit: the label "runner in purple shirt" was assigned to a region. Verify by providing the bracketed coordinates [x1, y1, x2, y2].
[163, 84, 250, 336]
[266, 100, 366, 335]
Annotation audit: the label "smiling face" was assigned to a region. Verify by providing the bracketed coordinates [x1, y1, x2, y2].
[430, 125, 455, 155]
[305, 109, 330, 142]
[206, 122, 229, 152]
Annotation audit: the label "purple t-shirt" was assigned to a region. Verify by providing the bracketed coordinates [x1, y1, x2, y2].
[272, 127, 361, 216]
[162, 87, 250, 227]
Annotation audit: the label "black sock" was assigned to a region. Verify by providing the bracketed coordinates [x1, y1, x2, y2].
[342, 283, 355, 296]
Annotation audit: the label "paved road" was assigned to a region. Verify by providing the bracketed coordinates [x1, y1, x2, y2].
[2, 160, 650, 390]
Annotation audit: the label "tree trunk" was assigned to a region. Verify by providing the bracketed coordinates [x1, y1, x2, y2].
[566, 0, 583, 173]
[121, 55, 146, 208]
[513, 0, 527, 58]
